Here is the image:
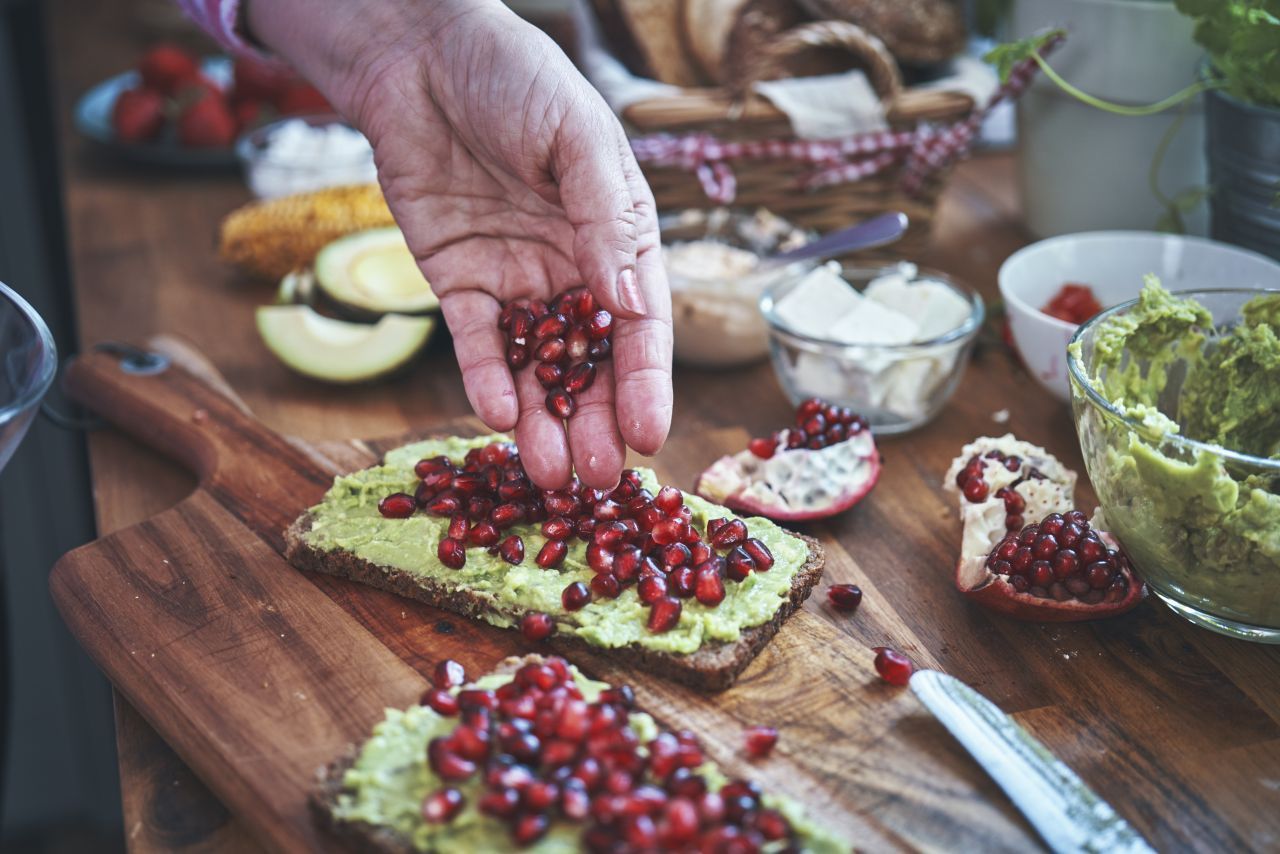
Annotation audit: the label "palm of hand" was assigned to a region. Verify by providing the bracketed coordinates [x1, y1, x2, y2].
[343, 8, 671, 489]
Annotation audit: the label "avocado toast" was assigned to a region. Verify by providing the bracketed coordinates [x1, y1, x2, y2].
[312, 654, 846, 852]
[284, 435, 825, 691]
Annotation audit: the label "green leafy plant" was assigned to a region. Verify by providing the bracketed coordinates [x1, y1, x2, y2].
[1176, 0, 1280, 107]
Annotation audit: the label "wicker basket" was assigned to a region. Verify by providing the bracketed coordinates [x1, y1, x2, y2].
[623, 84, 974, 258]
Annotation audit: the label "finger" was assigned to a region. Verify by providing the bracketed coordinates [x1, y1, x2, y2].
[440, 290, 519, 432]
[612, 233, 673, 455]
[513, 364, 574, 490]
[558, 118, 646, 318]
[565, 360, 625, 490]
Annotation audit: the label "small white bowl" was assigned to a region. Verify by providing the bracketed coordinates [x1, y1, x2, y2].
[998, 231, 1280, 401]
[235, 114, 377, 199]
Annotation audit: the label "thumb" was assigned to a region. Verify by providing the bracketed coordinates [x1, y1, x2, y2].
[557, 120, 648, 319]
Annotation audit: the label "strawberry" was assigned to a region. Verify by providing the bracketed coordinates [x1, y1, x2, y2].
[275, 83, 331, 116]
[177, 90, 237, 148]
[233, 98, 268, 133]
[232, 57, 295, 103]
[138, 44, 199, 96]
[111, 87, 165, 143]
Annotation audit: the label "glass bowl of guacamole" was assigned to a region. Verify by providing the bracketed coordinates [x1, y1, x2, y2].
[1068, 278, 1280, 642]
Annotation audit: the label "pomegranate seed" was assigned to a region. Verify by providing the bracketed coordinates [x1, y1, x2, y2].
[498, 535, 525, 565]
[506, 341, 530, 369]
[586, 541, 616, 573]
[654, 486, 684, 515]
[422, 787, 465, 823]
[378, 493, 416, 518]
[563, 361, 597, 394]
[755, 809, 791, 841]
[744, 725, 778, 758]
[521, 612, 555, 641]
[637, 575, 667, 604]
[546, 389, 575, 419]
[709, 518, 748, 549]
[694, 564, 726, 605]
[742, 538, 774, 571]
[668, 566, 695, 598]
[426, 492, 462, 516]
[535, 337, 567, 363]
[536, 539, 568, 568]
[509, 308, 534, 339]
[437, 537, 466, 569]
[533, 312, 568, 341]
[648, 596, 682, 633]
[613, 546, 644, 582]
[428, 737, 476, 780]
[796, 398, 824, 422]
[725, 546, 755, 580]
[422, 688, 459, 716]
[562, 581, 591, 611]
[651, 518, 684, 545]
[962, 477, 989, 502]
[663, 798, 700, 842]
[661, 542, 691, 568]
[445, 514, 469, 541]
[433, 659, 466, 688]
[872, 646, 915, 686]
[827, 584, 862, 611]
[565, 327, 590, 362]
[748, 437, 777, 459]
[591, 572, 621, 599]
[469, 521, 500, 547]
[513, 813, 549, 846]
[456, 689, 498, 711]
[451, 724, 490, 761]
[586, 338, 611, 360]
[534, 361, 563, 389]
[479, 787, 520, 818]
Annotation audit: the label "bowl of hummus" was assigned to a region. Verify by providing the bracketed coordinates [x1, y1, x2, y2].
[1068, 278, 1280, 642]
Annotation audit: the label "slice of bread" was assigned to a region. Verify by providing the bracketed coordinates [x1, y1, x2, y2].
[796, 0, 967, 66]
[285, 513, 824, 693]
[681, 0, 753, 83]
[615, 0, 706, 87]
[721, 0, 810, 93]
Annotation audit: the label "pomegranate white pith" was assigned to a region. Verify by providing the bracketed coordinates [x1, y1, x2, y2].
[696, 399, 880, 521]
[946, 435, 1145, 621]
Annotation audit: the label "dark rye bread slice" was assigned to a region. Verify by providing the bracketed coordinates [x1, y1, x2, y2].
[284, 513, 824, 693]
[310, 656, 546, 854]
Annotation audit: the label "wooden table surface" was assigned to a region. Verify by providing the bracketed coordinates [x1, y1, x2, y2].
[48, 1, 1280, 852]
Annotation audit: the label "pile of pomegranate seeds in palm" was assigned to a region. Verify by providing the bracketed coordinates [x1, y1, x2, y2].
[748, 397, 869, 459]
[378, 441, 775, 635]
[986, 510, 1133, 604]
[499, 287, 613, 420]
[419, 657, 799, 849]
[954, 448, 1047, 532]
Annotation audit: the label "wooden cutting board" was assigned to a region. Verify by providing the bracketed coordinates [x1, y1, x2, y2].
[50, 337, 1039, 852]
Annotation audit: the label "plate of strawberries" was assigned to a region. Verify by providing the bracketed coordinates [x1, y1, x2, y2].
[74, 43, 332, 167]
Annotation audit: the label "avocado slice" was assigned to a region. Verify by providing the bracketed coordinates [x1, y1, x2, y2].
[256, 305, 435, 384]
[313, 226, 440, 318]
[275, 269, 317, 306]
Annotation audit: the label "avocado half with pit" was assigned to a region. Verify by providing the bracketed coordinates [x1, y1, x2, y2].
[313, 226, 440, 319]
[256, 305, 435, 384]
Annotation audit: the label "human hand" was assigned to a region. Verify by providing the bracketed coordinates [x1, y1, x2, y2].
[247, 0, 672, 489]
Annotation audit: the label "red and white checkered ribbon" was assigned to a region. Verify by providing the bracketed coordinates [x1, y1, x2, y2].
[630, 36, 1061, 202]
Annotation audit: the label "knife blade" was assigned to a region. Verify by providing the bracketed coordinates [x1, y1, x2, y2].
[909, 669, 1155, 854]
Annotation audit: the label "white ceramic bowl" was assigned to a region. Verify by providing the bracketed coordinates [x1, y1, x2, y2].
[998, 231, 1280, 401]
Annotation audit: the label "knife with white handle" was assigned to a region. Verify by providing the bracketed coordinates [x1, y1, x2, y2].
[910, 670, 1156, 854]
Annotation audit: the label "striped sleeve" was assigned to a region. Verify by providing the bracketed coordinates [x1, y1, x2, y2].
[174, 0, 275, 61]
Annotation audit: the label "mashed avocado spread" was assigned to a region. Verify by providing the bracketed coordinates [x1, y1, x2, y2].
[1069, 278, 1280, 628]
[302, 435, 811, 655]
[332, 666, 845, 852]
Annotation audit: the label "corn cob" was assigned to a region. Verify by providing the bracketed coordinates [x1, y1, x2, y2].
[218, 184, 396, 281]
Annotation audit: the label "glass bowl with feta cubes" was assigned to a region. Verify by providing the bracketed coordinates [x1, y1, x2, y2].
[661, 208, 813, 368]
[235, 114, 378, 199]
[760, 261, 983, 433]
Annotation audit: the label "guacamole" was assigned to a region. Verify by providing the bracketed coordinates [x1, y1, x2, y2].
[332, 666, 846, 852]
[1069, 278, 1280, 630]
[302, 436, 812, 655]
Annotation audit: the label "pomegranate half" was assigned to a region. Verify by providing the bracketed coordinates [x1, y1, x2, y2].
[695, 399, 880, 522]
[945, 435, 1146, 621]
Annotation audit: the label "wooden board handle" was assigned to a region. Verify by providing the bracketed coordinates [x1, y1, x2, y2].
[64, 338, 333, 547]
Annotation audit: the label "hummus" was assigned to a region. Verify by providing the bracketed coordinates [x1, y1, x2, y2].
[332, 666, 845, 852]
[1069, 278, 1280, 629]
[301, 436, 812, 655]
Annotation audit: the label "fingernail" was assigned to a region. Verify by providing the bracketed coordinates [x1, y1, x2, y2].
[617, 268, 645, 315]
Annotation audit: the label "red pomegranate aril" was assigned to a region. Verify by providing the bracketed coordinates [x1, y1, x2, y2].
[962, 477, 990, 503]
[744, 725, 778, 758]
[653, 485, 683, 515]
[565, 327, 590, 362]
[827, 583, 862, 611]
[996, 487, 1026, 514]
[575, 516, 597, 541]
[433, 659, 466, 688]
[534, 361, 563, 389]
[755, 809, 791, 841]
[667, 566, 695, 598]
[1086, 561, 1114, 589]
[590, 572, 621, 599]
[638, 574, 668, 605]
[725, 547, 755, 581]
[415, 455, 451, 478]
[694, 564, 726, 605]
[1012, 546, 1034, 572]
[1051, 548, 1079, 580]
[648, 596, 682, 633]
[1078, 536, 1107, 562]
[562, 361, 597, 394]
[1033, 534, 1059, 560]
[546, 389, 575, 419]
[651, 518, 683, 546]
[796, 398, 823, 422]
[423, 688, 459, 716]
[1030, 560, 1054, 587]
[521, 612, 555, 641]
[872, 646, 914, 686]
[469, 521, 500, 547]
[1040, 513, 1065, 535]
[426, 493, 462, 517]
[540, 516, 573, 541]
[479, 787, 520, 819]
[536, 539, 568, 569]
[437, 537, 466, 569]
[748, 437, 778, 459]
[422, 787, 465, 823]
[378, 493, 416, 518]
[513, 813, 550, 846]
[1057, 521, 1085, 548]
[509, 308, 534, 339]
[533, 312, 568, 341]
[587, 338, 611, 361]
[661, 542, 691, 568]
[535, 337, 567, 364]
[499, 535, 525, 565]
[586, 541, 616, 574]
[428, 737, 476, 781]
[663, 798, 700, 843]
[506, 341, 530, 369]
[522, 781, 559, 812]
[613, 546, 644, 582]
[741, 538, 774, 571]
[709, 518, 748, 549]
[445, 514, 469, 542]
[562, 581, 591, 611]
